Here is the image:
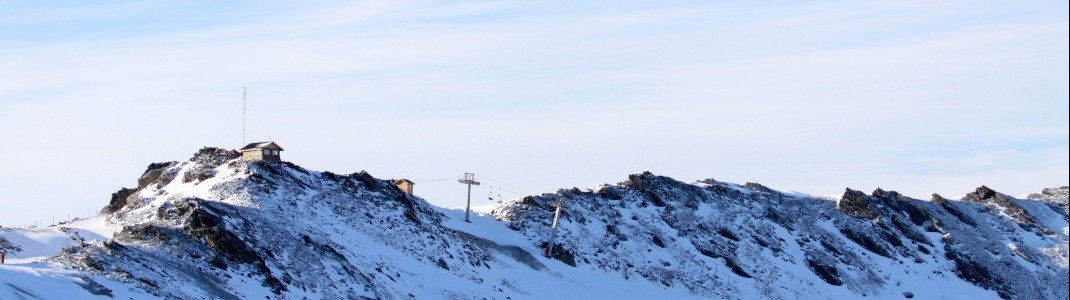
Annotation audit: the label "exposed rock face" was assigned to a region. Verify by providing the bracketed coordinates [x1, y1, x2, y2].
[137, 162, 177, 190]
[838, 188, 877, 219]
[102, 162, 179, 214]
[101, 148, 242, 215]
[490, 172, 1068, 299]
[182, 147, 238, 183]
[100, 188, 137, 214]
[963, 186, 1045, 234]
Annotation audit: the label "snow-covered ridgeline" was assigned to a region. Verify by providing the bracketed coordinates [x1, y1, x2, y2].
[490, 172, 1068, 299]
[1, 148, 1066, 299]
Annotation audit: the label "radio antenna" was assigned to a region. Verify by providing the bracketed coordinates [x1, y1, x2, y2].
[242, 86, 247, 143]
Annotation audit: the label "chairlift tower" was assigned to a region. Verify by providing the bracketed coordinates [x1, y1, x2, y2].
[458, 173, 480, 222]
[545, 198, 566, 257]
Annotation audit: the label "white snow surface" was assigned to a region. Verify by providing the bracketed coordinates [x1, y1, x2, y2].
[1, 216, 138, 298]
[0, 216, 119, 262]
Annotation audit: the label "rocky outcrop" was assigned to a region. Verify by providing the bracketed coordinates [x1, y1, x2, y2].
[838, 188, 877, 219]
[492, 173, 1068, 299]
[1028, 186, 1069, 216]
[102, 148, 242, 215]
[963, 186, 1043, 233]
[182, 148, 238, 184]
[101, 162, 179, 214]
[100, 188, 137, 214]
[137, 162, 177, 190]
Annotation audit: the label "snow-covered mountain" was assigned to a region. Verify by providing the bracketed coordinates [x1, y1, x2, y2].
[1027, 186, 1069, 215]
[1, 148, 1067, 299]
[3, 148, 691, 299]
[491, 173, 1068, 299]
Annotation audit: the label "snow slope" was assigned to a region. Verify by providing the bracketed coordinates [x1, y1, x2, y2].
[0, 147, 1066, 299]
[0, 216, 141, 298]
[0, 216, 119, 262]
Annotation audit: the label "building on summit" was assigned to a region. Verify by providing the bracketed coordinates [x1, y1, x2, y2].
[240, 141, 284, 162]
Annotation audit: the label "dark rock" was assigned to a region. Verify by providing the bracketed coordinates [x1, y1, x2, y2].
[606, 224, 621, 235]
[889, 216, 929, 246]
[765, 208, 795, 231]
[839, 227, 891, 258]
[191, 147, 240, 166]
[651, 235, 666, 248]
[902, 203, 931, 226]
[754, 237, 769, 248]
[876, 228, 903, 248]
[436, 258, 450, 270]
[346, 171, 384, 191]
[743, 182, 777, 194]
[596, 186, 623, 200]
[178, 199, 266, 269]
[138, 162, 176, 189]
[623, 172, 705, 207]
[944, 245, 1006, 299]
[806, 259, 843, 286]
[101, 187, 137, 214]
[717, 229, 741, 242]
[931, 194, 947, 204]
[210, 255, 228, 270]
[540, 242, 578, 267]
[722, 257, 751, 278]
[819, 240, 842, 256]
[262, 276, 286, 295]
[938, 201, 977, 227]
[971, 186, 997, 199]
[182, 169, 217, 183]
[871, 188, 905, 211]
[75, 277, 114, 297]
[963, 186, 1038, 232]
[838, 188, 876, 219]
[693, 244, 751, 278]
[404, 210, 422, 224]
[1026, 186, 1069, 216]
[182, 148, 237, 184]
[115, 225, 173, 242]
[605, 224, 628, 241]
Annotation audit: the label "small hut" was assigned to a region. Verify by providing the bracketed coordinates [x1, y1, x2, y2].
[394, 179, 414, 195]
[240, 141, 284, 162]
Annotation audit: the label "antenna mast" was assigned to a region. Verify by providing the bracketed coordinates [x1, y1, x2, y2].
[242, 86, 247, 143]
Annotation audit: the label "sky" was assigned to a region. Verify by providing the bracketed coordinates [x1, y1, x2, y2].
[1, 0, 1067, 227]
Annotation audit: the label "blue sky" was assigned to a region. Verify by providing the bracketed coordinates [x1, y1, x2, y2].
[1, 1, 1067, 227]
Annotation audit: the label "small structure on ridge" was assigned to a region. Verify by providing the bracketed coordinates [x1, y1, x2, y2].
[394, 179, 414, 196]
[240, 141, 284, 162]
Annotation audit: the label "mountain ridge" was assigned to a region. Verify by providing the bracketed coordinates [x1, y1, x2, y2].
[1, 147, 1066, 299]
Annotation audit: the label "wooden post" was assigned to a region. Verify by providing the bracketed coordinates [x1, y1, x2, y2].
[545, 199, 566, 257]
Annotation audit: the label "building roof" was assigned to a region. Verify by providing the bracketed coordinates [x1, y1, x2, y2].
[240, 141, 284, 151]
[394, 179, 414, 185]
